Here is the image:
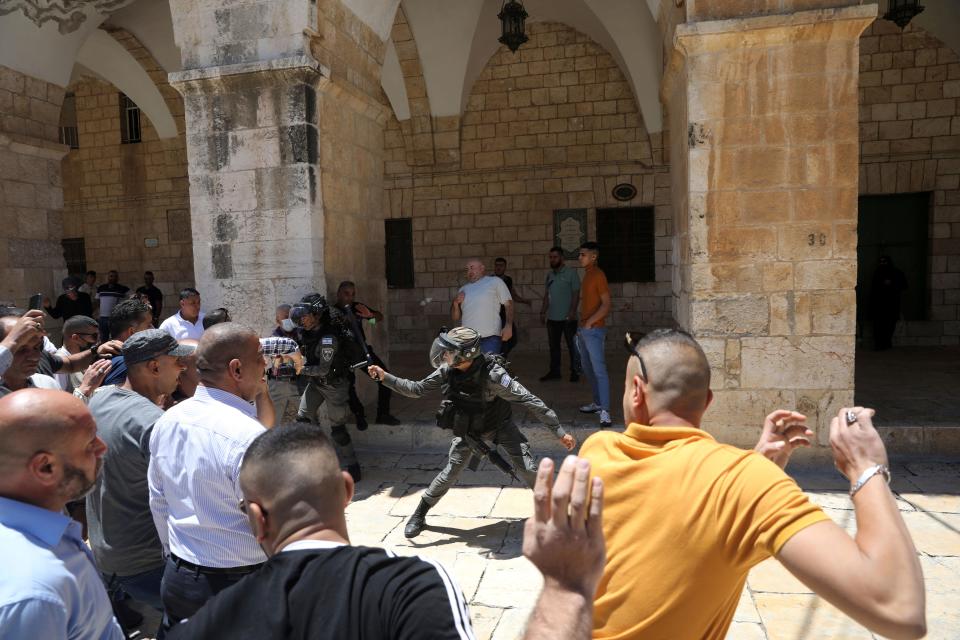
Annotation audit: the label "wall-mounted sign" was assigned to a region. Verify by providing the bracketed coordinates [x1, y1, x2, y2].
[144, 238, 159, 248]
[554, 208, 587, 259]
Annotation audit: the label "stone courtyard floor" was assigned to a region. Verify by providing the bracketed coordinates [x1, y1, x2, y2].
[132, 455, 959, 639]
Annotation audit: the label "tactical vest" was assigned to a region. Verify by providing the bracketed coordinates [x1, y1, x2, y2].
[301, 324, 362, 380]
[443, 355, 511, 432]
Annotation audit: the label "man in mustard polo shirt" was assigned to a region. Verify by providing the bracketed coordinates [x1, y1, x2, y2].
[580, 328, 925, 640]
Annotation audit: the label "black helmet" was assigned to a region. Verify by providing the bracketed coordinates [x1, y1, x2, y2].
[290, 294, 328, 328]
[430, 326, 482, 368]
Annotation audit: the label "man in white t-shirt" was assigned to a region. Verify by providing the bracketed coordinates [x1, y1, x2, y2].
[451, 258, 513, 354]
[159, 287, 205, 340]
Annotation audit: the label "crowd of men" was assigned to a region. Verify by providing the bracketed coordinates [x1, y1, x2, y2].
[0, 253, 928, 640]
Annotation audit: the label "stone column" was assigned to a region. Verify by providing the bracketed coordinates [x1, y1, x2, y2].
[663, 6, 876, 451]
[0, 65, 68, 306]
[168, 0, 391, 338]
[170, 58, 327, 332]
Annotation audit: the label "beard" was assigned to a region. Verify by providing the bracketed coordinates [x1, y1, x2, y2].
[59, 458, 102, 501]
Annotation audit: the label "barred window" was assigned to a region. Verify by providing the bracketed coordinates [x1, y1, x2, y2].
[595, 207, 656, 283]
[119, 93, 141, 144]
[58, 92, 79, 149]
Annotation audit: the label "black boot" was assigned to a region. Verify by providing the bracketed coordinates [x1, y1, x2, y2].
[404, 500, 431, 539]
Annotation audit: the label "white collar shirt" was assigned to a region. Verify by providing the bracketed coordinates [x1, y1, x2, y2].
[148, 384, 267, 568]
[159, 311, 206, 340]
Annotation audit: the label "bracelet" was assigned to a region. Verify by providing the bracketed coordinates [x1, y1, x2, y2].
[849, 464, 891, 497]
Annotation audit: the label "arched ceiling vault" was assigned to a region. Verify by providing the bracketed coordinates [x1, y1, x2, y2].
[372, 0, 664, 132]
[0, 0, 179, 139]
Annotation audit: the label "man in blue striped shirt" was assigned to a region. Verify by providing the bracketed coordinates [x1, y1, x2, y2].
[148, 323, 269, 631]
[0, 389, 123, 639]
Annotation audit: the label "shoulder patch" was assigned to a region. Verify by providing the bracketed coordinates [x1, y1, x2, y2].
[321, 336, 334, 345]
[500, 373, 512, 388]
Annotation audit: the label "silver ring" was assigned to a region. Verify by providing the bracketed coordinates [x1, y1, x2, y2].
[845, 410, 858, 425]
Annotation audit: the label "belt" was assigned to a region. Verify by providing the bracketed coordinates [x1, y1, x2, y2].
[169, 553, 262, 575]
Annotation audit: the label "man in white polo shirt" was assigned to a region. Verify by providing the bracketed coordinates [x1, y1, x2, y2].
[451, 258, 512, 354]
[159, 288, 205, 340]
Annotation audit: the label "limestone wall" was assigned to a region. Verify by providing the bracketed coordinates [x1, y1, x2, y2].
[0, 65, 68, 307]
[61, 28, 192, 322]
[858, 21, 960, 345]
[384, 22, 673, 351]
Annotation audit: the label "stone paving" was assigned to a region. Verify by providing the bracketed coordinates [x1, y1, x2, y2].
[348, 455, 959, 640]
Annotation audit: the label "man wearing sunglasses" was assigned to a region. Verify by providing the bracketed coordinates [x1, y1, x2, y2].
[54, 315, 101, 393]
[579, 328, 925, 640]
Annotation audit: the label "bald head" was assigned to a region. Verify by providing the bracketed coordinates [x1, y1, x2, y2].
[626, 329, 712, 424]
[239, 422, 352, 554]
[464, 258, 486, 283]
[0, 389, 105, 510]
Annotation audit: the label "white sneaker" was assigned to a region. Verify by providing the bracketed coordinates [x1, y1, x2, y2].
[599, 410, 612, 427]
[579, 403, 601, 414]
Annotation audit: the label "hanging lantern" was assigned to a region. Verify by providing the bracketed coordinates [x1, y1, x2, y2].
[883, 0, 924, 29]
[498, 0, 528, 53]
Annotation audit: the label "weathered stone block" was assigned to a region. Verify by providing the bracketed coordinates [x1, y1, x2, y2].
[741, 337, 855, 389]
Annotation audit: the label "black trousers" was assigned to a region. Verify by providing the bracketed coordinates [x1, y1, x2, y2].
[546, 319, 581, 375]
[160, 556, 260, 632]
[347, 350, 392, 417]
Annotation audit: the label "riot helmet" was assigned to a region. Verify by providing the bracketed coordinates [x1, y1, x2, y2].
[290, 294, 328, 330]
[430, 326, 482, 368]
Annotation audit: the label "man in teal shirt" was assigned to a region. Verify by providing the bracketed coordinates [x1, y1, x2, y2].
[0, 389, 123, 640]
[539, 246, 582, 382]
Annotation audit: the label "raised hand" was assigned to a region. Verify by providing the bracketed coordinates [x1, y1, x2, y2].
[829, 406, 889, 483]
[754, 409, 812, 469]
[523, 456, 605, 598]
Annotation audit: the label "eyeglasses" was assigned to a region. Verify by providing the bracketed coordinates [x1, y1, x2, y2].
[623, 331, 648, 381]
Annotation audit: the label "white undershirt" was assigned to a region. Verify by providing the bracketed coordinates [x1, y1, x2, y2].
[280, 539, 347, 553]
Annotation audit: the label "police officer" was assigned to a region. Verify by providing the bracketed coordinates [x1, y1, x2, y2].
[367, 326, 576, 538]
[290, 294, 365, 482]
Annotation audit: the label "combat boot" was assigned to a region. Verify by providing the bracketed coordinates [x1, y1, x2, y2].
[404, 500, 431, 538]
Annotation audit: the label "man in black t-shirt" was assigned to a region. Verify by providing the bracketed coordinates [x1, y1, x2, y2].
[167, 422, 476, 640]
[135, 271, 163, 327]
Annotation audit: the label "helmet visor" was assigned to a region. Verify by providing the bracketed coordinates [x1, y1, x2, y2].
[429, 335, 458, 369]
[289, 303, 313, 328]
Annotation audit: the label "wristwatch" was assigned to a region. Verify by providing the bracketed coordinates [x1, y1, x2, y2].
[849, 464, 891, 497]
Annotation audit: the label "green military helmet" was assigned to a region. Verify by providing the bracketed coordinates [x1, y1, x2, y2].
[430, 326, 482, 368]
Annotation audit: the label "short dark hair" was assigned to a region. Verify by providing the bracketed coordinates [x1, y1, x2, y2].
[202, 307, 230, 330]
[636, 328, 711, 390]
[144, 271, 154, 276]
[109, 299, 151, 339]
[63, 315, 97, 336]
[108, 270, 118, 275]
[337, 281, 355, 292]
[86, 270, 96, 277]
[580, 241, 600, 253]
[179, 287, 200, 301]
[494, 257, 506, 264]
[549, 246, 564, 254]
[242, 421, 335, 472]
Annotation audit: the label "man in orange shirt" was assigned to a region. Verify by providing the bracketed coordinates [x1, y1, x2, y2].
[576, 242, 612, 428]
[580, 328, 925, 640]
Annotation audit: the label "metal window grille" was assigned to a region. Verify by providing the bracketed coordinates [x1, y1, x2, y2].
[58, 92, 79, 149]
[595, 207, 656, 283]
[61, 237, 87, 277]
[119, 93, 141, 144]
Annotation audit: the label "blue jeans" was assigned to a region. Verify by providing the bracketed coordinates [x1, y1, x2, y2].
[576, 327, 610, 412]
[480, 335, 502, 354]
